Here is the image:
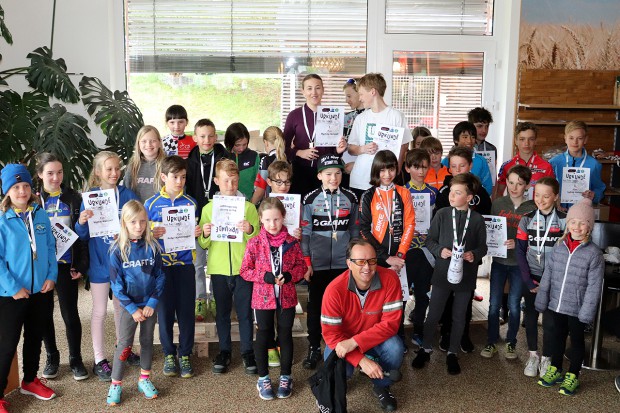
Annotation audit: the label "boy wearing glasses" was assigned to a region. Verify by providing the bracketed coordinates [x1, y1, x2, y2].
[301, 155, 359, 370]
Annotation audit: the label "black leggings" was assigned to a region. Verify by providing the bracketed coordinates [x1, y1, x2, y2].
[440, 291, 473, 340]
[306, 268, 342, 348]
[254, 307, 296, 377]
[42, 263, 83, 358]
[546, 310, 586, 376]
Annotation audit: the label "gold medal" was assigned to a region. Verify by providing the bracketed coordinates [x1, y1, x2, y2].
[332, 231, 338, 241]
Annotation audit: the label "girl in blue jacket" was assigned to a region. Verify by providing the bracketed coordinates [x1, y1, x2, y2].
[75, 151, 139, 381]
[0, 164, 58, 408]
[107, 200, 165, 406]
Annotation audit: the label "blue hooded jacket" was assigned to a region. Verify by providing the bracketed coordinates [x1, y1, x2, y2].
[0, 203, 58, 297]
[74, 186, 139, 283]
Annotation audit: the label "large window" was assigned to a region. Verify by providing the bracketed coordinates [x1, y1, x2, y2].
[125, 0, 367, 135]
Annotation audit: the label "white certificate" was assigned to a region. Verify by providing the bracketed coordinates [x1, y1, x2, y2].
[314, 106, 345, 147]
[397, 267, 410, 301]
[83, 189, 120, 238]
[482, 215, 507, 259]
[50, 220, 79, 260]
[162, 205, 196, 253]
[372, 124, 404, 160]
[411, 193, 431, 235]
[269, 193, 301, 233]
[561, 167, 590, 204]
[211, 195, 245, 243]
[476, 150, 496, 185]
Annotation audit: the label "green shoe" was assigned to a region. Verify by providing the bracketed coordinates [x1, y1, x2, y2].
[163, 354, 178, 377]
[559, 372, 579, 396]
[480, 344, 497, 358]
[195, 299, 207, 322]
[505, 343, 518, 360]
[538, 365, 563, 387]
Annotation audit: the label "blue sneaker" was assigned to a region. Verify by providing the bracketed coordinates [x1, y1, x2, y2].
[163, 354, 178, 377]
[277, 375, 293, 399]
[106, 384, 122, 406]
[137, 378, 159, 399]
[257, 376, 275, 400]
[179, 356, 194, 378]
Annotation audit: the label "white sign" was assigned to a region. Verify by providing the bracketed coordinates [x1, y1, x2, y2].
[211, 195, 245, 243]
[482, 215, 507, 258]
[162, 205, 196, 252]
[397, 267, 410, 301]
[372, 124, 404, 160]
[561, 167, 590, 205]
[476, 150, 496, 185]
[50, 220, 79, 260]
[83, 189, 120, 238]
[411, 193, 431, 235]
[314, 106, 345, 147]
[269, 193, 301, 233]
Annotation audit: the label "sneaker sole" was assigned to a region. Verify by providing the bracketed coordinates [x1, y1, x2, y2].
[181, 372, 194, 378]
[212, 368, 228, 374]
[20, 388, 57, 401]
[268, 362, 281, 367]
[138, 389, 159, 399]
[505, 354, 518, 360]
[256, 383, 275, 400]
[42, 373, 58, 379]
[537, 378, 561, 387]
[524, 369, 538, 377]
[163, 371, 178, 377]
[96, 375, 112, 382]
[480, 351, 496, 359]
[73, 373, 89, 381]
[107, 401, 119, 406]
[277, 392, 292, 399]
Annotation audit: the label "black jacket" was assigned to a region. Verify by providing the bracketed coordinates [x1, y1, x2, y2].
[435, 174, 492, 216]
[186, 143, 230, 212]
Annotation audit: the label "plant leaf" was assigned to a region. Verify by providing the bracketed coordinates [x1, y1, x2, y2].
[0, 5, 13, 45]
[79, 76, 144, 162]
[26, 46, 79, 103]
[33, 104, 97, 189]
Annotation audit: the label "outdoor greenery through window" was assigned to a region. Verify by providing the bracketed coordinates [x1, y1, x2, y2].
[125, 0, 367, 137]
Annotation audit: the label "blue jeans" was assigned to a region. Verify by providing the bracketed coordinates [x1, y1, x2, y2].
[324, 335, 404, 388]
[488, 262, 522, 345]
[211, 274, 254, 354]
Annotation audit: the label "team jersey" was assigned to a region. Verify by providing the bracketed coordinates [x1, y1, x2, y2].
[404, 181, 438, 249]
[162, 134, 196, 158]
[497, 152, 554, 198]
[424, 165, 450, 191]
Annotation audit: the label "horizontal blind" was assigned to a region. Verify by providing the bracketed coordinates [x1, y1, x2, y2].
[385, 0, 493, 36]
[126, 0, 367, 73]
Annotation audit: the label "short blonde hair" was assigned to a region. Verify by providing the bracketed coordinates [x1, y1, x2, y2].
[565, 120, 588, 135]
[358, 73, 386, 97]
[215, 158, 239, 178]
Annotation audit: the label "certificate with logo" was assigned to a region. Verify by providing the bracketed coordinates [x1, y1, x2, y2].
[51, 221, 79, 260]
[314, 106, 345, 147]
[476, 150, 496, 184]
[411, 193, 431, 235]
[561, 167, 589, 204]
[269, 193, 301, 233]
[83, 189, 120, 238]
[211, 195, 245, 243]
[373, 124, 404, 160]
[482, 215, 507, 258]
[162, 205, 196, 252]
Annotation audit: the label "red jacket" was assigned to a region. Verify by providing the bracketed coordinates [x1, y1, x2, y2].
[321, 266, 403, 367]
[240, 227, 307, 310]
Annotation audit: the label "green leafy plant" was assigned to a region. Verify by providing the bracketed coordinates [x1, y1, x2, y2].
[0, 4, 143, 189]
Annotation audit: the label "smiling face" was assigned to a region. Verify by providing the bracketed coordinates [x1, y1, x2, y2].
[96, 157, 121, 189]
[516, 129, 537, 158]
[448, 155, 472, 175]
[565, 128, 588, 157]
[260, 207, 285, 235]
[344, 85, 361, 110]
[317, 168, 342, 191]
[267, 171, 292, 194]
[125, 210, 147, 239]
[7, 182, 32, 211]
[534, 183, 559, 214]
[347, 243, 378, 290]
[357, 86, 374, 109]
[448, 183, 473, 210]
[139, 130, 162, 161]
[456, 132, 475, 150]
[379, 167, 396, 187]
[506, 172, 528, 199]
[567, 218, 589, 241]
[194, 125, 217, 153]
[38, 161, 63, 193]
[302, 78, 324, 109]
[167, 118, 188, 136]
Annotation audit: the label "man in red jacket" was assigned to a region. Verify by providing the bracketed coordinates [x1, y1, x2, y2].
[321, 239, 403, 412]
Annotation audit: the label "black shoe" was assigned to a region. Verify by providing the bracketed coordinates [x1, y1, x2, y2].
[126, 351, 141, 366]
[242, 352, 258, 375]
[439, 335, 450, 352]
[69, 356, 89, 381]
[93, 359, 112, 381]
[42, 351, 60, 379]
[303, 346, 322, 370]
[460, 336, 475, 353]
[411, 349, 430, 369]
[373, 386, 397, 412]
[446, 353, 461, 375]
[212, 351, 231, 374]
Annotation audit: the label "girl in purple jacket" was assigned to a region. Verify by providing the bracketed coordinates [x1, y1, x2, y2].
[240, 197, 307, 401]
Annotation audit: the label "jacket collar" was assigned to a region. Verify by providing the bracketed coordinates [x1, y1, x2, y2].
[347, 269, 382, 293]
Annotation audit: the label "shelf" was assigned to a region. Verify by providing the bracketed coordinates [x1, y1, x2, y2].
[519, 103, 620, 110]
[517, 119, 620, 126]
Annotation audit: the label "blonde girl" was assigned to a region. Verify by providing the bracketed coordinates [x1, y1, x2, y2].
[251, 126, 288, 204]
[123, 125, 166, 202]
[75, 151, 139, 381]
[107, 200, 164, 406]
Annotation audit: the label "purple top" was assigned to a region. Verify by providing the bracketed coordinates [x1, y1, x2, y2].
[284, 104, 337, 168]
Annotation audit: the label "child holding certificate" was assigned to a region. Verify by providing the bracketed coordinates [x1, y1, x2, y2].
[516, 177, 566, 378]
[107, 201, 165, 406]
[145, 156, 200, 379]
[481, 165, 535, 361]
[75, 151, 139, 381]
[411, 173, 487, 375]
[36, 153, 89, 381]
[535, 198, 603, 396]
[198, 159, 260, 375]
[122, 125, 166, 202]
[403, 149, 438, 347]
[224, 122, 261, 201]
[240, 198, 307, 400]
[251, 126, 288, 204]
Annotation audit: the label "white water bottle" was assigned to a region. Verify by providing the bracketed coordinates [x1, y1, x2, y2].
[447, 244, 464, 284]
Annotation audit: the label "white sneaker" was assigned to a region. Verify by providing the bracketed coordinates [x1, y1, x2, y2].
[539, 356, 551, 378]
[524, 354, 539, 377]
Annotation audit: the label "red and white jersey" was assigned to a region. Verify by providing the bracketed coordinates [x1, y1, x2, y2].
[498, 152, 555, 189]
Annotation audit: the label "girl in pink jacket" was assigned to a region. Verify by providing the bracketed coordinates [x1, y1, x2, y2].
[240, 197, 307, 401]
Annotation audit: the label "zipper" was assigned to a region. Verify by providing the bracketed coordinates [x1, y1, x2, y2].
[555, 242, 582, 313]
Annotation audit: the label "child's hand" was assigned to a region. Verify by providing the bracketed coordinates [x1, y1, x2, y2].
[132, 308, 146, 322]
[12, 287, 30, 300]
[386, 256, 405, 272]
[40, 280, 55, 293]
[275, 275, 285, 286]
[582, 189, 595, 200]
[530, 287, 539, 293]
[70, 269, 82, 280]
[238, 220, 253, 235]
[304, 265, 313, 282]
[504, 239, 515, 249]
[194, 225, 202, 238]
[202, 223, 212, 238]
[336, 137, 347, 154]
[298, 148, 319, 160]
[293, 228, 302, 240]
[78, 209, 94, 225]
[152, 226, 166, 239]
[463, 251, 474, 263]
[363, 142, 378, 155]
[142, 306, 155, 318]
[440, 248, 452, 259]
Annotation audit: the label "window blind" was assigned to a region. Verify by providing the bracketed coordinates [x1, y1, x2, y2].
[126, 0, 367, 73]
[385, 0, 494, 36]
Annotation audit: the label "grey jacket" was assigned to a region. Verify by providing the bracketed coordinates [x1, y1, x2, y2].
[535, 239, 604, 324]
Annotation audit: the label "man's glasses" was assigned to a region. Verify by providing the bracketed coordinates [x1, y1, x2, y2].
[348, 258, 378, 266]
[272, 179, 292, 186]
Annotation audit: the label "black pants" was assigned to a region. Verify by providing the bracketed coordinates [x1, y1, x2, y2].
[255, 307, 295, 377]
[422, 286, 471, 354]
[405, 248, 434, 336]
[523, 288, 553, 355]
[0, 291, 54, 398]
[307, 268, 342, 348]
[440, 291, 473, 340]
[546, 310, 586, 376]
[290, 160, 320, 198]
[42, 263, 83, 358]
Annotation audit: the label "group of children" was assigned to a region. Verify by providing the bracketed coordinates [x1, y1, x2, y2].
[0, 71, 611, 412]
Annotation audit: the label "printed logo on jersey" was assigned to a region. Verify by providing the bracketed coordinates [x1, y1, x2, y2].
[122, 257, 155, 268]
[312, 218, 350, 231]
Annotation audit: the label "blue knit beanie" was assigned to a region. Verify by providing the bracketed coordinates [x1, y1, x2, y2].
[1, 164, 33, 195]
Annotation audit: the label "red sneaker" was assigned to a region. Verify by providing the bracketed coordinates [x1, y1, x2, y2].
[0, 398, 10, 413]
[20, 377, 57, 400]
